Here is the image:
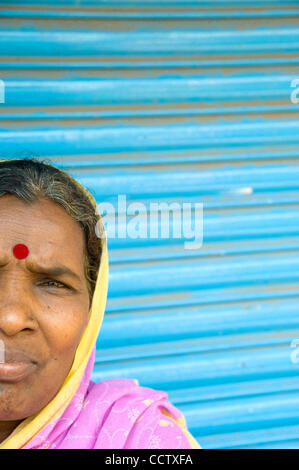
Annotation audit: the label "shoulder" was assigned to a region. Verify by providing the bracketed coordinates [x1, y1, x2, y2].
[88, 379, 200, 449]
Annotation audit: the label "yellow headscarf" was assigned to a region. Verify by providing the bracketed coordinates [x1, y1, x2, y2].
[0, 163, 200, 449]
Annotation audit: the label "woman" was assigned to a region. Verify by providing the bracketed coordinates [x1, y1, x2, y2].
[0, 158, 200, 449]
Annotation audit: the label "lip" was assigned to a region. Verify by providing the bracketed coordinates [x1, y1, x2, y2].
[0, 362, 36, 382]
[0, 347, 37, 383]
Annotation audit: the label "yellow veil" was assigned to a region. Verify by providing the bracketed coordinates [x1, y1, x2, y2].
[0, 163, 200, 449]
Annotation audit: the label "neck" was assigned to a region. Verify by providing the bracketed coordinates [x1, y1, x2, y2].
[0, 420, 22, 445]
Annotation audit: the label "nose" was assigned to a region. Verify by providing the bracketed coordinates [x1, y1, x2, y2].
[0, 275, 37, 337]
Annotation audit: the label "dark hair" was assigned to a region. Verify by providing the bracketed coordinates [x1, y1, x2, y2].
[0, 158, 102, 305]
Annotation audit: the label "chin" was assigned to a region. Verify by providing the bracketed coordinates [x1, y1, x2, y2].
[0, 391, 37, 421]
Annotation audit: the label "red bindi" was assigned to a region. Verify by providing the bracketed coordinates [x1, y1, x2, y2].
[13, 244, 29, 260]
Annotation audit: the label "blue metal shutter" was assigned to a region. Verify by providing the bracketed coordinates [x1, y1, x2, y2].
[0, 0, 299, 449]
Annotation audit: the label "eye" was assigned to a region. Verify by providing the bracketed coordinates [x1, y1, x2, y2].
[43, 279, 69, 289]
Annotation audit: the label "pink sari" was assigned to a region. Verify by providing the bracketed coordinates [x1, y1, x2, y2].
[22, 347, 199, 449]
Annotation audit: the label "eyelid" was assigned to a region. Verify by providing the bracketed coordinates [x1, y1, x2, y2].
[42, 278, 70, 289]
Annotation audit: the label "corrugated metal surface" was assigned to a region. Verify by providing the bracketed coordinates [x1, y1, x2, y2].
[0, 0, 299, 449]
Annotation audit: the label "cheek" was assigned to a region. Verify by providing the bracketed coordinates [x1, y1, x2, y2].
[41, 300, 89, 360]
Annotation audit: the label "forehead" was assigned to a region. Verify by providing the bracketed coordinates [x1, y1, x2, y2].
[0, 195, 86, 269]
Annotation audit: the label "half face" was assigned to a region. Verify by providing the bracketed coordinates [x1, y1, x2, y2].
[0, 195, 90, 422]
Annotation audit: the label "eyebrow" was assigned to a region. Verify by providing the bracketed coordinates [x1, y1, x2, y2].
[26, 263, 82, 284]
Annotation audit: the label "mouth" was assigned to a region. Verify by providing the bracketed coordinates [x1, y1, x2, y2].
[0, 347, 37, 383]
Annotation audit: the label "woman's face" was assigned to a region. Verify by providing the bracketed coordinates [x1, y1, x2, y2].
[0, 195, 90, 422]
